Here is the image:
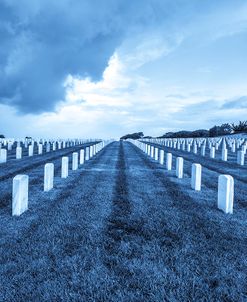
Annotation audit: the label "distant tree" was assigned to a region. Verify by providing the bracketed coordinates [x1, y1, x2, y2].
[158, 132, 175, 138]
[0, 134, 5, 138]
[209, 123, 232, 137]
[191, 129, 209, 137]
[231, 121, 247, 133]
[120, 132, 144, 140]
[209, 126, 220, 137]
[159, 129, 208, 138]
[220, 123, 232, 135]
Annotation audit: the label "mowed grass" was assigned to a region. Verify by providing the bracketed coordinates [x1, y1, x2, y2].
[0, 141, 247, 301]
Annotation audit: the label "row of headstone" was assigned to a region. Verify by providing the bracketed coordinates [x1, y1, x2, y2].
[130, 140, 234, 215]
[12, 141, 110, 216]
[0, 138, 102, 164]
[141, 135, 246, 166]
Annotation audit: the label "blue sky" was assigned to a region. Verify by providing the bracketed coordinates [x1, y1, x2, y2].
[0, 0, 247, 139]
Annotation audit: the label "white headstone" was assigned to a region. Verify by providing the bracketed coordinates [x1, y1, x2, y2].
[88, 146, 92, 158]
[38, 144, 43, 155]
[72, 152, 78, 170]
[80, 149, 85, 164]
[85, 147, 90, 160]
[147, 145, 151, 156]
[0, 149, 7, 163]
[176, 157, 183, 178]
[222, 148, 228, 161]
[44, 163, 54, 191]
[210, 147, 215, 159]
[217, 175, 234, 214]
[61, 157, 69, 178]
[12, 175, 29, 216]
[159, 150, 164, 165]
[28, 145, 33, 156]
[191, 163, 201, 191]
[154, 148, 159, 161]
[193, 144, 197, 154]
[46, 143, 50, 153]
[166, 153, 172, 170]
[237, 151, 245, 165]
[16, 147, 22, 159]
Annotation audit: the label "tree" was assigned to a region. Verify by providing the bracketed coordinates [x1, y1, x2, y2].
[120, 132, 144, 140]
[209, 126, 220, 137]
[209, 123, 232, 137]
[231, 121, 247, 133]
[220, 123, 232, 135]
[0, 134, 5, 138]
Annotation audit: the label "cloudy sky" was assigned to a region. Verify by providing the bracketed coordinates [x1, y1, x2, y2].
[0, 0, 247, 139]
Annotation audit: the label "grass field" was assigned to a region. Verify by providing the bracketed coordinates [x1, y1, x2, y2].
[0, 141, 247, 301]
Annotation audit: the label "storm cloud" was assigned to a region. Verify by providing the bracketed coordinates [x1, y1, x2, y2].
[0, 0, 190, 113]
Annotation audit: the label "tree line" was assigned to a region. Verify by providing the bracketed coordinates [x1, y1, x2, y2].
[120, 121, 247, 140]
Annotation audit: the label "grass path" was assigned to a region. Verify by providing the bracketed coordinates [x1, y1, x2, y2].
[0, 141, 247, 301]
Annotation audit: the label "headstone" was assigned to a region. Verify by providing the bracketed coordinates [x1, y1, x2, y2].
[166, 153, 172, 170]
[61, 157, 69, 178]
[159, 150, 164, 165]
[38, 144, 43, 155]
[154, 148, 159, 161]
[12, 175, 29, 216]
[222, 148, 228, 161]
[90, 146, 93, 158]
[0, 149, 7, 163]
[176, 157, 183, 178]
[217, 175, 234, 214]
[237, 151, 245, 165]
[191, 163, 201, 191]
[46, 143, 50, 153]
[85, 147, 90, 160]
[80, 149, 85, 164]
[201, 145, 206, 156]
[44, 163, 54, 191]
[193, 144, 197, 154]
[28, 145, 33, 156]
[72, 152, 78, 170]
[147, 145, 151, 156]
[16, 147, 22, 159]
[210, 147, 215, 159]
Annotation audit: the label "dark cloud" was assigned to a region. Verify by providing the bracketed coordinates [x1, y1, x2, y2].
[0, 0, 191, 114]
[0, 1, 126, 113]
